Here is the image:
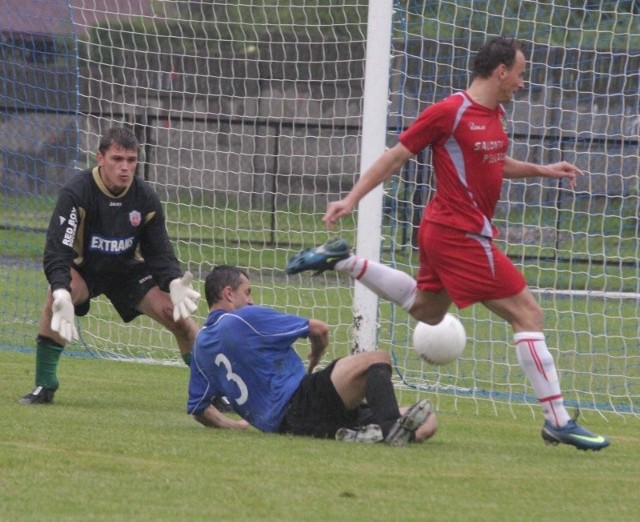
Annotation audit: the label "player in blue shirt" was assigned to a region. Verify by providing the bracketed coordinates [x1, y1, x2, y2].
[187, 265, 438, 445]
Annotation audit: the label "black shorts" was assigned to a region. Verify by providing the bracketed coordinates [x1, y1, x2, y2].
[74, 263, 158, 323]
[279, 359, 367, 439]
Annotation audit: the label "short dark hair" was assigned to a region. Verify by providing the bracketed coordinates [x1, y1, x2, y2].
[205, 265, 249, 306]
[471, 37, 524, 80]
[98, 127, 140, 154]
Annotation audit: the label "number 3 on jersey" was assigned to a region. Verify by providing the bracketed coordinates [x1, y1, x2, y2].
[214, 354, 248, 405]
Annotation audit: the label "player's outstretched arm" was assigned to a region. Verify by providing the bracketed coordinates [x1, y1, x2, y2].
[323, 143, 414, 229]
[307, 318, 329, 373]
[169, 271, 201, 321]
[503, 156, 583, 189]
[194, 404, 250, 430]
[538, 161, 583, 189]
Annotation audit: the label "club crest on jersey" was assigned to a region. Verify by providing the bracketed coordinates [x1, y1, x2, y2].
[129, 210, 142, 227]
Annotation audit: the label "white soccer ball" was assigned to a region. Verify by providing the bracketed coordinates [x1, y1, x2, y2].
[412, 314, 466, 365]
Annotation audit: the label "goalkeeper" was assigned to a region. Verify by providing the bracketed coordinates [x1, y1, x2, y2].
[186, 265, 438, 446]
[19, 127, 201, 405]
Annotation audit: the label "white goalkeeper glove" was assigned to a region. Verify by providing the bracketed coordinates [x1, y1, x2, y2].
[169, 271, 201, 321]
[51, 289, 79, 343]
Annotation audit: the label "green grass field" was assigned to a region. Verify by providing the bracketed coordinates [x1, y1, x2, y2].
[2, 189, 639, 520]
[1, 350, 638, 522]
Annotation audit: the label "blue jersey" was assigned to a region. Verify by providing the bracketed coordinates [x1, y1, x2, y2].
[187, 305, 310, 432]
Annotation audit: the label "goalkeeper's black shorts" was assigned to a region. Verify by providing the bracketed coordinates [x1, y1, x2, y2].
[73, 263, 157, 323]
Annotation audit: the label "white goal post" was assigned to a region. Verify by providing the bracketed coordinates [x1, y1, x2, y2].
[0, 0, 638, 417]
[351, 0, 393, 353]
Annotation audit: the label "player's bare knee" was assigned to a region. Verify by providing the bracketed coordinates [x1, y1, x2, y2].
[409, 303, 447, 326]
[158, 307, 186, 333]
[409, 293, 449, 325]
[170, 316, 189, 333]
[368, 349, 391, 365]
[377, 350, 391, 365]
[157, 303, 196, 336]
[172, 317, 197, 343]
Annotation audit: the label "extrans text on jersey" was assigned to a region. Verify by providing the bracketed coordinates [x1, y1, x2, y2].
[89, 235, 135, 254]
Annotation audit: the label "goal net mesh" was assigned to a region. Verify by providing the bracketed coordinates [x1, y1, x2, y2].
[1, 0, 638, 416]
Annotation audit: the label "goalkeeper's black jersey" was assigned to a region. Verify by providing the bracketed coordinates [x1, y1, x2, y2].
[44, 167, 182, 293]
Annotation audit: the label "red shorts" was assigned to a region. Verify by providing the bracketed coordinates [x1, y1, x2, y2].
[416, 221, 527, 308]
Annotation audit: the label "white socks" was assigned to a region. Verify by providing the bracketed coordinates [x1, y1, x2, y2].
[333, 257, 570, 427]
[514, 332, 571, 427]
[334, 256, 417, 312]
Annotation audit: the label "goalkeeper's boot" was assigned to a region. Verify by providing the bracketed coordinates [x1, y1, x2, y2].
[285, 238, 351, 275]
[19, 386, 56, 405]
[335, 424, 383, 443]
[541, 410, 610, 451]
[385, 399, 433, 447]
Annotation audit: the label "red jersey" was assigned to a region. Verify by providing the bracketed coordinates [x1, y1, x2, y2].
[399, 91, 509, 238]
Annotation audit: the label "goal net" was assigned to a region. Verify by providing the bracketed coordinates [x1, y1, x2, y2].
[0, 0, 637, 416]
[379, 1, 640, 417]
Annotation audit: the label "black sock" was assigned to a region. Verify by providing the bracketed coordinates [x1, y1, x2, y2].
[365, 363, 400, 437]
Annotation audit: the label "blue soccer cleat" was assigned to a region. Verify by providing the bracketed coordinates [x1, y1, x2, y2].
[285, 238, 351, 275]
[541, 411, 610, 451]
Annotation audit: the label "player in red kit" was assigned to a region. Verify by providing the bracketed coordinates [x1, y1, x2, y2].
[399, 88, 527, 307]
[286, 37, 609, 451]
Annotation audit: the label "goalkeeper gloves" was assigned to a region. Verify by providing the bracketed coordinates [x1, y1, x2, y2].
[169, 271, 201, 321]
[50, 289, 79, 343]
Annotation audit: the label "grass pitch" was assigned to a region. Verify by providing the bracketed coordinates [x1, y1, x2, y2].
[1, 350, 638, 522]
